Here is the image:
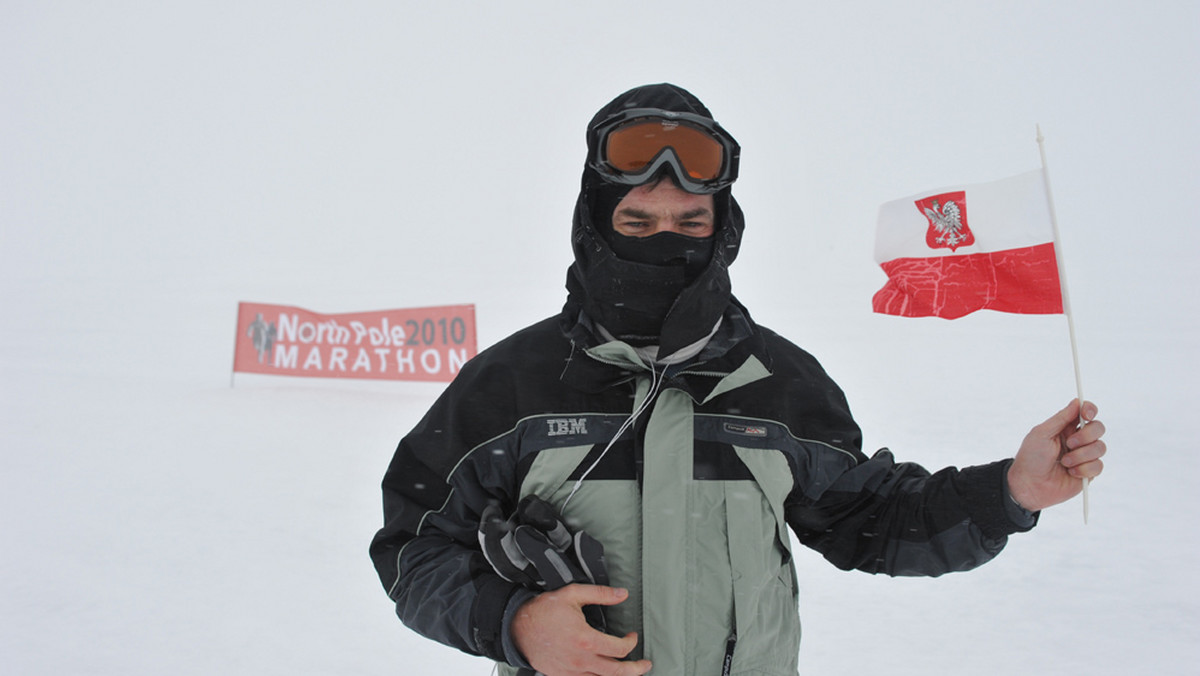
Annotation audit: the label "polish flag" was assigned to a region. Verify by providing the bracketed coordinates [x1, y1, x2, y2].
[872, 169, 1064, 319]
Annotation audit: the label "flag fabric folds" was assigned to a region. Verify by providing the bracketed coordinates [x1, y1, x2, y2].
[872, 169, 1064, 319]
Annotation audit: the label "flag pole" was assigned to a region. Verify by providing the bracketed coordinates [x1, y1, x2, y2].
[1036, 125, 1089, 524]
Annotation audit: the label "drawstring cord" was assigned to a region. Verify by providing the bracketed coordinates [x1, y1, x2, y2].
[562, 361, 663, 509]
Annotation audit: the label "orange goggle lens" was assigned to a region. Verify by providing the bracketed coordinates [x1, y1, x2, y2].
[604, 119, 724, 181]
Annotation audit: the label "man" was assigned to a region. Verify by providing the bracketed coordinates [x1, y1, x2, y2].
[370, 83, 1107, 676]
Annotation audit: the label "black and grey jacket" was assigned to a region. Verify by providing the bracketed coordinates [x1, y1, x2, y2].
[369, 306, 1036, 676]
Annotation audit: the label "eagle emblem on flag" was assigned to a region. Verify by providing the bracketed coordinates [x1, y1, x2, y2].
[916, 191, 975, 251]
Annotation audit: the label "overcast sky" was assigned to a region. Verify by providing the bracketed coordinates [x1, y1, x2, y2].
[2, 2, 1197, 674]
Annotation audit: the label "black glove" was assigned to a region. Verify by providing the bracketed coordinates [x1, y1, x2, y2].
[479, 495, 610, 631]
[479, 495, 609, 589]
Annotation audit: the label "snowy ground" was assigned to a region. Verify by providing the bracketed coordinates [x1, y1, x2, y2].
[3, 2, 1198, 674]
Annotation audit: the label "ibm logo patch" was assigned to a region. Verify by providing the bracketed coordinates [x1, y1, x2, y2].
[547, 417, 588, 437]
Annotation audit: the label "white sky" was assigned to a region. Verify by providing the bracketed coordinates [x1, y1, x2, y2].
[3, 2, 1197, 674]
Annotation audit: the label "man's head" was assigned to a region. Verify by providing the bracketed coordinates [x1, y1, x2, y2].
[582, 84, 738, 246]
[566, 84, 746, 356]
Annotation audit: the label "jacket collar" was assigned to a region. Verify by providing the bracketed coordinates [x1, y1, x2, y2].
[558, 300, 771, 403]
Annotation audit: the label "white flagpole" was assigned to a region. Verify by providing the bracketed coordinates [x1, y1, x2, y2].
[1036, 125, 1089, 524]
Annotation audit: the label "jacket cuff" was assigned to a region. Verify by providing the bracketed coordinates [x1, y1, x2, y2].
[501, 587, 539, 669]
[471, 575, 525, 662]
[958, 459, 1039, 539]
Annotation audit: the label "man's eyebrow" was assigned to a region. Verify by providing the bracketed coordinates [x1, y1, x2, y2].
[678, 208, 713, 220]
[614, 207, 653, 220]
[614, 207, 713, 220]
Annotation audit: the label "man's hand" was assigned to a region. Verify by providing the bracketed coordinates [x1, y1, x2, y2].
[1007, 399, 1107, 512]
[511, 584, 652, 676]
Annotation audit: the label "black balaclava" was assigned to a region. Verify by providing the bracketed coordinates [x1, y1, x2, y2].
[564, 83, 745, 357]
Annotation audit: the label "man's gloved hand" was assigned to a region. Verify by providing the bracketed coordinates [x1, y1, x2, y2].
[479, 495, 609, 630]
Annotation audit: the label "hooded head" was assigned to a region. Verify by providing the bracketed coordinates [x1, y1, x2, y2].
[564, 83, 745, 358]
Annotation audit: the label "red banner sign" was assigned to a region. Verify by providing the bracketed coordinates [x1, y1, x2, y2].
[233, 302, 476, 382]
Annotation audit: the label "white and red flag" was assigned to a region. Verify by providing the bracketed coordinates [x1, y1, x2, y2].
[873, 148, 1093, 522]
[872, 169, 1064, 319]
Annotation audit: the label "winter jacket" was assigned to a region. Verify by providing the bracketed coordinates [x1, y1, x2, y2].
[369, 304, 1036, 676]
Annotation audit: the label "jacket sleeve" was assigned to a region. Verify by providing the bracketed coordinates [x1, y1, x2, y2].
[759, 330, 1037, 577]
[368, 365, 525, 661]
[786, 450, 1038, 577]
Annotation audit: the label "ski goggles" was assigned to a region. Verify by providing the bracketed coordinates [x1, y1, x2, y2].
[589, 108, 740, 194]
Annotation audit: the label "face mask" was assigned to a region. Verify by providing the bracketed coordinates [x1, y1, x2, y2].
[568, 167, 736, 354]
[578, 232, 715, 347]
[608, 231, 714, 282]
[576, 255, 682, 346]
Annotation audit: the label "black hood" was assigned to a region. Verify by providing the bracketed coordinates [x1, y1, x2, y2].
[563, 83, 745, 358]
